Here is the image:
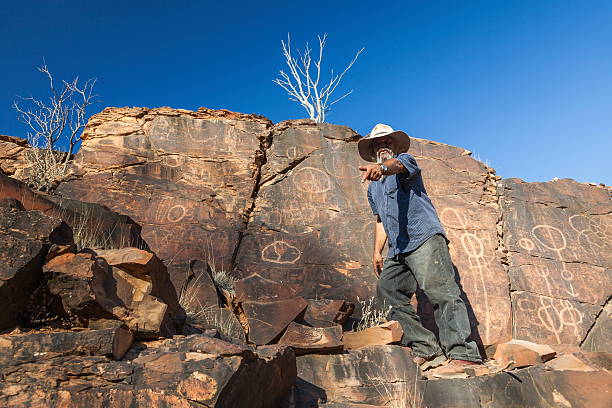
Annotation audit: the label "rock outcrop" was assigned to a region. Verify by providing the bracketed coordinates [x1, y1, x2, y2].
[2, 106, 610, 407]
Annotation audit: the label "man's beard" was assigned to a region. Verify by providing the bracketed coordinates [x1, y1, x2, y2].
[376, 148, 394, 164]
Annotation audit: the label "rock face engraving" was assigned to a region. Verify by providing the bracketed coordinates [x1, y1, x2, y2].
[501, 178, 611, 345]
[48, 107, 610, 349]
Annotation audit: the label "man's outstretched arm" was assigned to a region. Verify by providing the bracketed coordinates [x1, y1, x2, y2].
[373, 215, 387, 278]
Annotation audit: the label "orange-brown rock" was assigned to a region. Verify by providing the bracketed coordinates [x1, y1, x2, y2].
[41, 248, 185, 337]
[501, 178, 611, 346]
[342, 321, 403, 350]
[0, 135, 29, 178]
[0, 333, 296, 408]
[493, 340, 557, 368]
[55, 107, 273, 276]
[241, 296, 308, 345]
[0, 171, 145, 250]
[234, 273, 301, 302]
[545, 353, 597, 371]
[39, 106, 608, 352]
[303, 299, 355, 327]
[284, 345, 419, 407]
[278, 322, 343, 355]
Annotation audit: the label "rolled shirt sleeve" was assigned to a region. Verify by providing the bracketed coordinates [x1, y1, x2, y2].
[396, 153, 421, 179]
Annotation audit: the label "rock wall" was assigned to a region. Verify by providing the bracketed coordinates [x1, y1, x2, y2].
[48, 106, 610, 349]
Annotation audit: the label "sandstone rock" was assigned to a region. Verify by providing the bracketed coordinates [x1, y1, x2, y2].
[546, 353, 597, 371]
[284, 345, 419, 407]
[0, 135, 29, 178]
[235, 273, 301, 302]
[0, 207, 73, 329]
[0, 327, 132, 365]
[278, 322, 343, 355]
[241, 296, 308, 345]
[501, 178, 611, 346]
[303, 298, 355, 327]
[0, 171, 145, 250]
[176, 260, 221, 320]
[41, 248, 185, 338]
[55, 107, 273, 273]
[44, 107, 609, 352]
[342, 321, 403, 350]
[493, 339, 556, 368]
[0, 333, 296, 408]
[420, 365, 612, 408]
[582, 299, 612, 353]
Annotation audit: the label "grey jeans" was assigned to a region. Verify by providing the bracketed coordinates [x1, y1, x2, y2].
[377, 234, 482, 362]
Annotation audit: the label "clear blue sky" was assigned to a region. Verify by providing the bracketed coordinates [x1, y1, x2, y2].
[1, 1, 611, 184]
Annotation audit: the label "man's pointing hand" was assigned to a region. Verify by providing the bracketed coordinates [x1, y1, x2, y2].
[359, 164, 383, 182]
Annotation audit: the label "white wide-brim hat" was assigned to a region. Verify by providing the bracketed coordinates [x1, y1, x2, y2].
[358, 123, 411, 162]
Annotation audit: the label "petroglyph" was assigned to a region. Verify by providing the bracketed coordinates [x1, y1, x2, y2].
[293, 167, 332, 193]
[569, 214, 611, 253]
[516, 295, 584, 344]
[154, 198, 189, 224]
[518, 238, 535, 251]
[440, 207, 497, 341]
[527, 225, 580, 298]
[261, 241, 301, 264]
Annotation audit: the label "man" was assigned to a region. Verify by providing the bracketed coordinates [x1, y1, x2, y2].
[358, 123, 482, 376]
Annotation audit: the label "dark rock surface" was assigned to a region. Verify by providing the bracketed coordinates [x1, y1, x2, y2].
[0, 207, 72, 329]
[0, 333, 296, 408]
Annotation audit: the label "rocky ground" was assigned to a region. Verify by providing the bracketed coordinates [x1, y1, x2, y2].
[0, 107, 610, 407]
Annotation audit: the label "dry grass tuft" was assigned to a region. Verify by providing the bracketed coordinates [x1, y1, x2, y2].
[354, 296, 392, 331]
[369, 368, 424, 408]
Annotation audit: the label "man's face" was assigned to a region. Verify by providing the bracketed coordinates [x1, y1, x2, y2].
[372, 136, 395, 163]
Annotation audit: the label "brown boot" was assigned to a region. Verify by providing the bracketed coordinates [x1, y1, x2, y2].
[431, 359, 480, 379]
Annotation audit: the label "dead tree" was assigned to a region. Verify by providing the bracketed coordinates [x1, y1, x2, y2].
[274, 33, 363, 123]
[12, 61, 97, 191]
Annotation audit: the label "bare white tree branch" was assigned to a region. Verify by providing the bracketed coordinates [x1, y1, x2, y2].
[273, 33, 364, 123]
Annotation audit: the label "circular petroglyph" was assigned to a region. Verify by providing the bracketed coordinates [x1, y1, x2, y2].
[167, 204, 186, 223]
[518, 238, 535, 251]
[261, 241, 301, 264]
[293, 167, 332, 194]
[532, 225, 566, 251]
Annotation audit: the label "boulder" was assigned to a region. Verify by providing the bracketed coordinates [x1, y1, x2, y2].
[283, 345, 420, 407]
[493, 339, 557, 368]
[46, 106, 610, 351]
[278, 322, 343, 355]
[0, 206, 73, 329]
[41, 248, 185, 338]
[303, 298, 355, 327]
[545, 353, 597, 372]
[0, 334, 296, 408]
[241, 296, 308, 345]
[0, 326, 133, 364]
[342, 321, 403, 350]
[420, 365, 612, 408]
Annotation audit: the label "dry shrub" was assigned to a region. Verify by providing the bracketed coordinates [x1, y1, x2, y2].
[23, 147, 69, 192]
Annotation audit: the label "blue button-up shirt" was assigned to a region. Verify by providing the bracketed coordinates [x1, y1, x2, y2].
[367, 153, 446, 257]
